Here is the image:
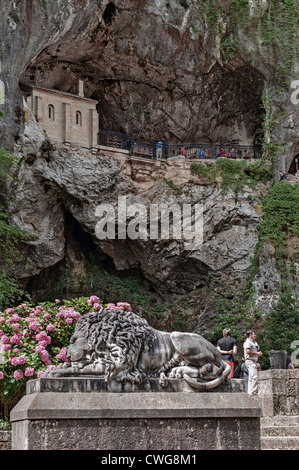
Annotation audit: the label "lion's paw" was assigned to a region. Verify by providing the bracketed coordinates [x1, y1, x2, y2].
[169, 367, 185, 379]
[159, 372, 169, 388]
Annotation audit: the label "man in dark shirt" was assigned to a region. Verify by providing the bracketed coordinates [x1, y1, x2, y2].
[279, 171, 288, 181]
[217, 328, 237, 378]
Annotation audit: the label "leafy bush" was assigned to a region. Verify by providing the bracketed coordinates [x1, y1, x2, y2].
[0, 296, 131, 419]
[257, 284, 299, 370]
[255, 180, 299, 273]
[190, 158, 272, 193]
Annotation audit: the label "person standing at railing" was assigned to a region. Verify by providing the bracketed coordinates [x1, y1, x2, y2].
[156, 140, 163, 159]
[216, 147, 225, 159]
[198, 148, 205, 159]
[181, 146, 186, 158]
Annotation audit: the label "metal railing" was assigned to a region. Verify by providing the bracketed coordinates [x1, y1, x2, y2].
[98, 129, 131, 151]
[167, 143, 262, 160]
[98, 130, 262, 161]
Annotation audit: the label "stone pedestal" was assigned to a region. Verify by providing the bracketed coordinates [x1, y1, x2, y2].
[258, 369, 299, 416]
[10, 377, 261, 451]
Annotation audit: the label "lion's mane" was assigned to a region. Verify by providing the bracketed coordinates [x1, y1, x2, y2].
[75, 309, 157, 383]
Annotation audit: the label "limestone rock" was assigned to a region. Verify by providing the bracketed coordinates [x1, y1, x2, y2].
[9, 108, 266, 299]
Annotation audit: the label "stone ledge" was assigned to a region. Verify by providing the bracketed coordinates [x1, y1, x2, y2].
[25, 376, 244, 395]
[259, 370, 299, 380]
[10, 391, 260, 423]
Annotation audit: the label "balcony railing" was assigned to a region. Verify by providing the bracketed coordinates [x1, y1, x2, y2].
[98, 130, 262, 161]
[98, 129, 131, 151]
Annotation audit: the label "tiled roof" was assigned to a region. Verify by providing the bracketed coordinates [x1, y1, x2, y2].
[20, 82, 98, 103]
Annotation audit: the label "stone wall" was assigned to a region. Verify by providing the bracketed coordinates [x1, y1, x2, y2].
[258, 369, 299, 417]
[0, 431, 11, 450]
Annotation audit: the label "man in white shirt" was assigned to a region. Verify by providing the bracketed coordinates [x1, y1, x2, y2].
[243, 330, 263, 395]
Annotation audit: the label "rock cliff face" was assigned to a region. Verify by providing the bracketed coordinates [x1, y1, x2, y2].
[1, 0, 297, 159]
[0, 0, 298, 327]
[11, 108, 267, 310]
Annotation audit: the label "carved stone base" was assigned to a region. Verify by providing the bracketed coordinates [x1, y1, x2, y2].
[26, 376, 244, 394]
[10, 378, 261, 450]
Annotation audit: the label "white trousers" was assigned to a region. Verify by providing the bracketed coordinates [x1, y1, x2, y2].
[245, 359, 258, 395]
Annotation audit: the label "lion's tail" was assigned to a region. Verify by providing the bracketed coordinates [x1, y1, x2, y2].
[183, 360, 231, 391]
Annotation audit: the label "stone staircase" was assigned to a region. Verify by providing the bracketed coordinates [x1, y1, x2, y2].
[261, 416, 299, 450]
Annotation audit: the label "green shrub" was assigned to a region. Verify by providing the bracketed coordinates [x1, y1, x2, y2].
[257, 181, 299, 273]
[258, 284, 299, 369]
[190, 158, 272, 193]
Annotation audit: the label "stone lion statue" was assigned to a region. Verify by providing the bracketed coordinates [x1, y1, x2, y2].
[45, 308, 231, 390]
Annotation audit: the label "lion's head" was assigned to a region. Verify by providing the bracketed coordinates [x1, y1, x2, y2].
[68, 308, 156, 382]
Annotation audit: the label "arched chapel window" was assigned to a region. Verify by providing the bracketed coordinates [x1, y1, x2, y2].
[48, 105, 55, 121]
[76, 111, 82, 126]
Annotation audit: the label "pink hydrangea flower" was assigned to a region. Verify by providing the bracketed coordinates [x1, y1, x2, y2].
[93, 303, 102, 310]
[35, 344, 45, 353]
[25, 367, 35, 377]
[56, 347, 69, 362]
[41, 350, 49, 360]
[107, 303, 117, 309]
[5, 308, 15, 314]
[29, 322, 40, 332]
[36, 331, 51, 344]
[117, 302, 132, 311]
[46, 324, 56, 332]
[6, 313, 22, 323]
[0, 335, 9, 344]
[0, 371, 4, 379]
[11, 355, 28, 366]
[14, 369, 23, 380]
[89, 295, 99, 304]
[10, 334, 21, 345]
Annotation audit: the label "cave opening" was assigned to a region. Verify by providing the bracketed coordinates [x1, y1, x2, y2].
[19, 28, 266, 147]
[23, 210, 162, 308]
[288, 154, 299, 175]
[103, 2, 117, 25]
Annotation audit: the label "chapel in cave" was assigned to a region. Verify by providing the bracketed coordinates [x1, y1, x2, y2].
[20, 80, 99, 150]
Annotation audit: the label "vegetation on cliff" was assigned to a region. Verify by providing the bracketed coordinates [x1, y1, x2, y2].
[0, 147, 31, 310]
